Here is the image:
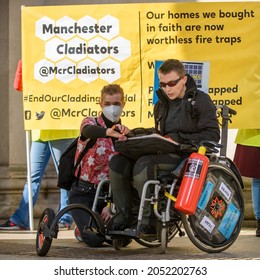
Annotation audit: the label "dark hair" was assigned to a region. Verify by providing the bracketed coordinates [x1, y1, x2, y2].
[101, 84, 124, 102]
[158, 59, 186, 77]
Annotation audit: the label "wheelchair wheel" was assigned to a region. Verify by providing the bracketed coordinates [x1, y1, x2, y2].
[36, 208, 56, 256]
[136, 235, 160, 247]
[182, 162, 244, 253]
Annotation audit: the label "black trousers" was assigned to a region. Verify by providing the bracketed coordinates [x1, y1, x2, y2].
[69, 180, 106, 246]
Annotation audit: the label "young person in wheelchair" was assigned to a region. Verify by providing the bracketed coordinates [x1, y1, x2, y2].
[109, 59, 220, 235]
[69, 84, 130, 246]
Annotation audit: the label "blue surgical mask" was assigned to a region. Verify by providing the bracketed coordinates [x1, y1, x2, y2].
[102, 105, 122, 122]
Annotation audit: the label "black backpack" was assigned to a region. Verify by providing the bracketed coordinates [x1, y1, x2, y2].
[57, 118, 98, 190]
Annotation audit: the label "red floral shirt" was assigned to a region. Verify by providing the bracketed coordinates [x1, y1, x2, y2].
[74, 116, 116, 184]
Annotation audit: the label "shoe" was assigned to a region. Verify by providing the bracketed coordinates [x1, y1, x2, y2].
[58, 222, 71, 231]
[0, 220, 21, 230]
[140, 225, 157, 235]
[256, 220, 260, 237]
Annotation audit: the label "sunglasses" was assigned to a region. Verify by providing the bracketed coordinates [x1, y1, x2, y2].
[159, 77, 182, 88]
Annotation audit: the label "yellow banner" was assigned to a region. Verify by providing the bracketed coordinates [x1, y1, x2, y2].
[22, 2, 260, 129]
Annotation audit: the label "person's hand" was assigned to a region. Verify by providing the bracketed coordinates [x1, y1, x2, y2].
[100, 206, 112, 223]
[106, 124, 130, 140]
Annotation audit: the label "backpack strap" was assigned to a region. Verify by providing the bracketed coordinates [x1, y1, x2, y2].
[74, 138, 97, 171]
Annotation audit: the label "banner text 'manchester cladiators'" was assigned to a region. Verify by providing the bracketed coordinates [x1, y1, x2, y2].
[42, 23, 113, 35]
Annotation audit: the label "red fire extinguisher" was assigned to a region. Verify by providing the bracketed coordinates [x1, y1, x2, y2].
[175, 145, 209, 215]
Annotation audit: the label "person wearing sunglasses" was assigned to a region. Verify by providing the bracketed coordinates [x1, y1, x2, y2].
[109, 59, 220, 235]
[154, 59, 220, 143]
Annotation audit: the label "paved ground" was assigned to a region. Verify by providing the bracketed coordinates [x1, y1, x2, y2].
[0, 227, 259, 260]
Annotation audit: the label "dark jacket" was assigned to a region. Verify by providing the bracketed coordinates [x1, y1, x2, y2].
[154, 74, 220, 144]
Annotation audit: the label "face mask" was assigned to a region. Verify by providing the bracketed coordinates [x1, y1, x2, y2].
[102, 105, 123, 122]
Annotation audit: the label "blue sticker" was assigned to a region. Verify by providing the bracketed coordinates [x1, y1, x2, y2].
[198, 180, 214, 210]
[153, 60, 164, 104]
[218, 202, 240, 239]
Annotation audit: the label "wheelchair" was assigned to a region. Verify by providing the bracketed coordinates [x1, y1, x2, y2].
[36, 105, 244, 256]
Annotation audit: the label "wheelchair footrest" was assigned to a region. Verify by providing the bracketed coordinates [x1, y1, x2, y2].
[107, 227, 139, 238]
